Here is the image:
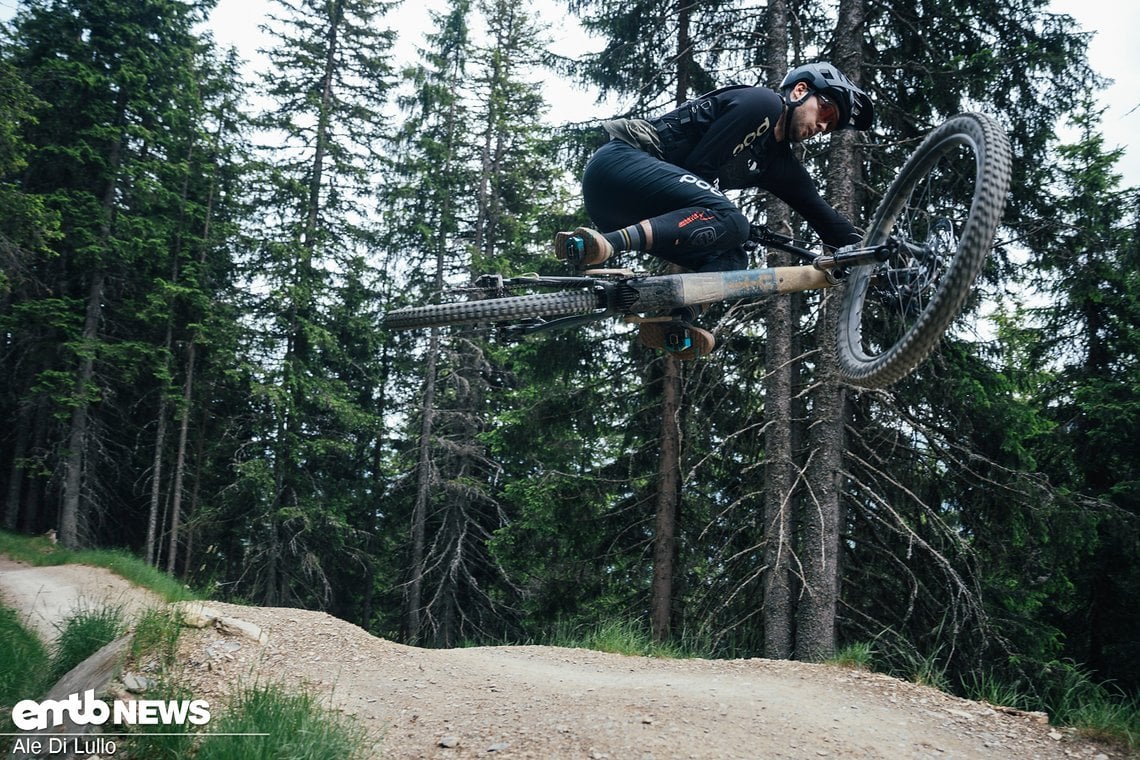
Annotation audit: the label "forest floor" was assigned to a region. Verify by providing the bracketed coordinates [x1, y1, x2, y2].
[0, 556, 1129, 760]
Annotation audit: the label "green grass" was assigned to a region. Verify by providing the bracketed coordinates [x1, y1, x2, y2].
[841, 641, 1139, 753]
[131, 605, 185, 667]
[2, 600, 124, 745]
[0, 530, 197, 603]
[116, 614, 372, 759]
[11, 525, 1129, 755]
[545, 617, 706, 659]
[828, 641, 875, 670]
[1, 531, 374, 758]
[114, 677, 374, 760]
[116, 680, 200, 760]
[1063, 691, 1140, 749]
[0, 603, 50, 707]
[960, 668, 1029, 711]
[49, 604, 125, 683]
[1035, 660, 1140, 751]
[193, 684, 370, 760]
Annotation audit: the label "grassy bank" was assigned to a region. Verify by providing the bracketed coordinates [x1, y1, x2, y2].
[0, 530, 373, 758]
[0, 530, 197, 603]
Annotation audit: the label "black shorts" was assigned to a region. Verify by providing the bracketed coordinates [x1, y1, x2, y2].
[582, 140, 750, 272]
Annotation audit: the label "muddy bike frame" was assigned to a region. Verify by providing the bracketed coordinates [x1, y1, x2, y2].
[480, 227, 898, 338]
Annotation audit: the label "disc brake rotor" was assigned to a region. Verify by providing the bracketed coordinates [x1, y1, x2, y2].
[871, 218, 957, 317]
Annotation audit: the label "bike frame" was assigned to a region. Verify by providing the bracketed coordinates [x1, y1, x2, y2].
[495, 229, 897, 337]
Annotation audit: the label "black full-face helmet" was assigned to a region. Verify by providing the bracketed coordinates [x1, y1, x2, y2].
[779, 62, 874, 131]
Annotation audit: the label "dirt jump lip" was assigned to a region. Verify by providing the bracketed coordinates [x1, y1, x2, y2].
[0, 558, 1113, 760]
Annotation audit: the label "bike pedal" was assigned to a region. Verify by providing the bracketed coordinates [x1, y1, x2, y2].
[563, 235, 586, 269]
[662, 324, 694, 353]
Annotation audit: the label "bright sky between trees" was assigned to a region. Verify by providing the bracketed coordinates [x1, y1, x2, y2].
[0, 0, 1135, 185]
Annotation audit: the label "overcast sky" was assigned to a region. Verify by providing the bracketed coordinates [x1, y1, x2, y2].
[0, 0, 1135, 186]
[1045, 0, 1140, 186]
[195, 0, 1140, 188]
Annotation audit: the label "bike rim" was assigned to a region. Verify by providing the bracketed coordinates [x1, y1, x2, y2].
[847, 128, 984, 364]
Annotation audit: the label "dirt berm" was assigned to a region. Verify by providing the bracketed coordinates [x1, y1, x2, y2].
[0, 558, 1126, 759]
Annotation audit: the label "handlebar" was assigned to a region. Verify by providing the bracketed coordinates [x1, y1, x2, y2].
[747, 224, 819, 264]
[748, 224, 898, 270]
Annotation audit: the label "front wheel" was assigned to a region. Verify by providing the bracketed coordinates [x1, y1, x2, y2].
[835, 113, 1011, 388]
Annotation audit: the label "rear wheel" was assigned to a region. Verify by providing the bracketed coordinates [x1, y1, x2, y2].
[835, 112, 1011, 388]
[383, 289, 600, 331]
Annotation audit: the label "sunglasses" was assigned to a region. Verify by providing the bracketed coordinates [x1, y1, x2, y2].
[815, 93, 840, 131]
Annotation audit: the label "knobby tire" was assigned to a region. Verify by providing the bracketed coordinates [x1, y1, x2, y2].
[383, 289, 600, 330]
[835, 113, 1012, 388]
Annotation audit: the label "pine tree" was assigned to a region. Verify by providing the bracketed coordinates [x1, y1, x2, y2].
[380, 0, 477, 646]
[0, 56, 60, 532]
[2, 0, 221, 548]
[233, 0, 396, 605]
[793, 0, 868, 663]
[756, 0, 796, 661]
[387, 0, 568, 647]
[146, 48, 250, 575]
[1021, 102, 1140, 690]
[831, 0, 1109, 682]
[563, 0, 770, 646]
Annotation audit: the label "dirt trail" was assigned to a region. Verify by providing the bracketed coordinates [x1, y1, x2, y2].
[0, 557, 1126, 760]
[0, 557, 163, 642]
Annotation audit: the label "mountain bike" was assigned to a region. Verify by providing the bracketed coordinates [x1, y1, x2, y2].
[383, 112, 1011, 389]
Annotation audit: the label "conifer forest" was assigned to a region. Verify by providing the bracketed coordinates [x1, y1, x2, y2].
[2, 0, 1138, 712]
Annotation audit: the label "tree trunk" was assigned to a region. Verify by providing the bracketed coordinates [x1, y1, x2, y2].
[406, 329, 440, 645]
[796, 296, 846, 661]
[20, 399, 50, 533]
[58, 88, 127, 549]
[174, 124, 220, 579]
[182, 424, 207, 580]
[760, 0, 795, 660]
[146, 326, 172, 565]
[165, 342, 196, 575]
[796, 0, 865, 661]
[264, 505, 281, 606]
[4, 410, 30, 530]
[650, 357, 682, 642]
[761, 233, 796, 659]
[59, 269, 105, 549]
[649, 0, 695, 644]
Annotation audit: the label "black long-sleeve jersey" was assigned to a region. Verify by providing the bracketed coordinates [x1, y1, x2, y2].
[650, 85, 860, 248]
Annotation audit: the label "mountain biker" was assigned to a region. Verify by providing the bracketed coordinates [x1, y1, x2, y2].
[555, 61, 874, 360]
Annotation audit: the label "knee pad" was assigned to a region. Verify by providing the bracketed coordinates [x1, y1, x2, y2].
[659, 206, 751, 251]
[722, 210, 751, 246]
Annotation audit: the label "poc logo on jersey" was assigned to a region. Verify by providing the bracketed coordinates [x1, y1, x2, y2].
[678, 174, 724, 196]
[732, 118, 771, 156]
